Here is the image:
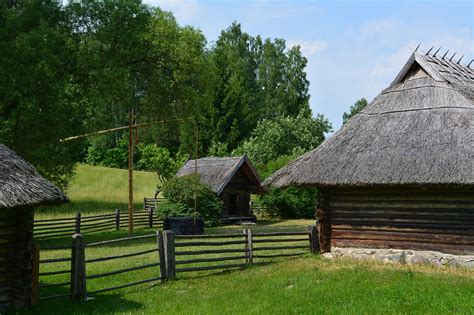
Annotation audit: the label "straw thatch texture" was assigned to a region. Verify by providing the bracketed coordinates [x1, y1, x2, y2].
[264, 52, 474, 188]
[175, 155, 263, 195]
[0, 144, 68, 209]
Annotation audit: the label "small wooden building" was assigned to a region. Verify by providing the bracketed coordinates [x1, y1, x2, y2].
[0, 144, 68, 310]
[264, 50, 474, 255]
[175, 155, 265, 223]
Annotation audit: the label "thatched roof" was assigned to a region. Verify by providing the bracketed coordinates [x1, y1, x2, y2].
[0, 144, 68, 209]
[264, 51, 474, 188]
[175, 155, 265, 195]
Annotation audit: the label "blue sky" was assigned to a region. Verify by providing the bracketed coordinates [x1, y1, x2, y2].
[145, 0, 473, 129]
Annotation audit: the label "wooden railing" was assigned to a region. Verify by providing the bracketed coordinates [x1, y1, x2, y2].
[34, 209, 163, 240]
[33, 226, 319, 301]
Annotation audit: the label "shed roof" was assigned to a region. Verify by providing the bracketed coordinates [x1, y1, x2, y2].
[0, 144, 68, 209]
[175, 155, 264, 195]
[264, 50, 474, 188]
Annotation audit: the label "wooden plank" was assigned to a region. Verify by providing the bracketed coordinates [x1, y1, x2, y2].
[253, 245, 309, 251]
[176, 263, 246, 273]
[163, 231, 176, 279]
[86, 262, 160, 280]
[176, 255, 247, 265]
[85, 249, 156, 263]
[87, 234, 155, 247]
[175, 248, 247, 256]
[175, 240, 246, 247]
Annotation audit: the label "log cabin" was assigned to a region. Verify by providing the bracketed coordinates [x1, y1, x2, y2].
[264, 50, 474, 255]
[0, 144, 68, 310]
[175, 155, 265, 223]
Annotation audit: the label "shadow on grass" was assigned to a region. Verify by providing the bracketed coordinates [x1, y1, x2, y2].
[23, 293, 145, 315]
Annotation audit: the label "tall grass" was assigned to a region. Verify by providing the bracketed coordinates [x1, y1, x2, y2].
[36, 164, 159, 219]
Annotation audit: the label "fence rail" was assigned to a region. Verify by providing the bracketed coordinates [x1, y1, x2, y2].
[34, 209, 163, 240]
[33, 226, 319, 302]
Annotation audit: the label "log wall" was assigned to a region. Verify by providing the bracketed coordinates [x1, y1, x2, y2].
[318, 187, 474, 255]
[0, 207, 34, 311]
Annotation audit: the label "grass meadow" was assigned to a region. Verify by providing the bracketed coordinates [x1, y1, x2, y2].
[27, 165, 474, 314]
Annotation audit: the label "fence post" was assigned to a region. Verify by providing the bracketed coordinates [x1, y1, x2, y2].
[246, 229, 253, 265]
[148, 209, 154, 228]
[157, 231, 167, 283]
[163, 230, 176, 280]
[115, 209, 120, 231]
[70, 234, 87, 301]
[75, 212, 81, 234]
[31, 242, 40, 306]
[308, 225, 320, 254]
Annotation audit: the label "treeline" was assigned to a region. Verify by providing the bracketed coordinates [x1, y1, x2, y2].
[0, 0, 332, 188]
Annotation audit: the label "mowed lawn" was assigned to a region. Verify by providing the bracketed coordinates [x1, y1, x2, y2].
[26, 256, 474, 314]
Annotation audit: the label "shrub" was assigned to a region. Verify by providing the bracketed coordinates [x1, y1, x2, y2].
[258, 186, 317, 219]
[159, 176, 222, 226]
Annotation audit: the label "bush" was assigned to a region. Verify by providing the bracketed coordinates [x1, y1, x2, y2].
[258, 187, 317, 219]
[159, 176, 222, 226]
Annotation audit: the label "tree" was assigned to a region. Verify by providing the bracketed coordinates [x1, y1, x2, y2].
[235, 109, 332, 165]
[342, 98, 368, 124]
[0, 1, 86, 187]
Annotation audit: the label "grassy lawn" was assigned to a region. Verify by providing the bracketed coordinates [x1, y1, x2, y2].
[35, 164, 159, 219]
[27, 164, 474, 314]
[26, 256, 474, 314]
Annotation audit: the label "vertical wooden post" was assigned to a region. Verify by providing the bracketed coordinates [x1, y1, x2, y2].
[163, 230, 176, 279]
[75, 212, 81, 234]
[115, 209, 120, 231]
[246, 229, 253, 265]
[156, 231, 167, 283]
[243, 229, 248, 264]
[31, 242, 40, 306]
[128, 110, 134, 235]
[70, 234, 87, 301]
[308, 225, 320, 254]
[316, 191, 331, 253]
[148, 209, 154, 229]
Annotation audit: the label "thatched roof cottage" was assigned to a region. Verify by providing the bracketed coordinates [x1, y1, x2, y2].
[264, 50, 474, 255]
[176, 155, 265, 223]
[0, 144, 68, 310]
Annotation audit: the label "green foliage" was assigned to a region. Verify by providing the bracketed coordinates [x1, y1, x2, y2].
[259, 187, 317, 219]
[160, 176, 223, 226]
[343, 98, 368, 124]
[235, 109, 332, 165]
[136, 144, 186, 183]
[0, 1, 86, 187]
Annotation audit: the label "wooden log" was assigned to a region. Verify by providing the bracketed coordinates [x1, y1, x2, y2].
[175, 248, 247, 256]
[31, 243, 39, 306]
[87, 234, 155, 247]
[176, 255, 247, 265]
[88, 276, 162, 295]
[75, 213, 81, 234]
[252, 238, 309, 244]
[309, 225, 320, 254]
[176, 263, 246, 273]
[70, 234, 87, 301]
[253, 252, 307, 259]
[247, 229, 253, 265]
[253, 245, 309, 251]
[115, 209, 120, 231]
[85, 249, 156, 263]
[157, 231, 167, 283]
[86, 263, 160, 280]
[174, 240, 246, 247]
[163, 231, 176, 280]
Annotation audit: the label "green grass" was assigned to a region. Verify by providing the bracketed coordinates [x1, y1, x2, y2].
[27, 254, 474, 314]
[36, 164, 159, 219]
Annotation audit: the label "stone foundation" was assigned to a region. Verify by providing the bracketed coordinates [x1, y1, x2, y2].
[322, 247, 474, 268]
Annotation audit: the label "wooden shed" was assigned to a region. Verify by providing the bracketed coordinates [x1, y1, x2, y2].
[175, 155, 265, 223]
[0, 144, 68, 310]
[264, 50, 474, 255]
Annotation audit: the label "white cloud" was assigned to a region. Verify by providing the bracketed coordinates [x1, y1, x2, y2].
[146, 0, 198, 22]
[287, 40, 328, 57]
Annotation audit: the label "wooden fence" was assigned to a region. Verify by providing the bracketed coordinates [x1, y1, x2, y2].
[33, 226, 319, 302]
[33, 209, 163, 239]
